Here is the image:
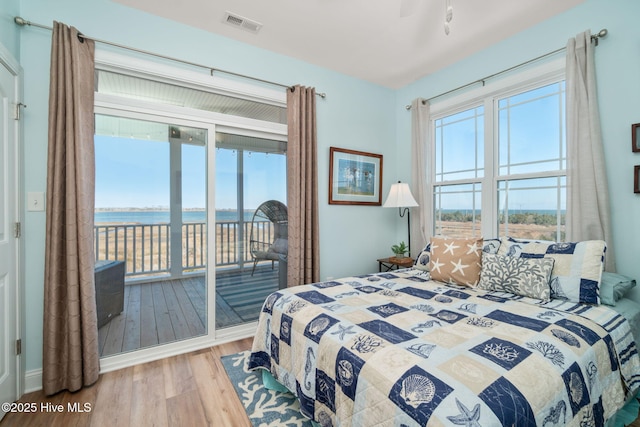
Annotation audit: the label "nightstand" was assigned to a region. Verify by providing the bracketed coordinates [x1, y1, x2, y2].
[377, 256, 414, 272]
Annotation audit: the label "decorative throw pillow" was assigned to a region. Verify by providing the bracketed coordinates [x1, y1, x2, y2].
[413, 243, 431, 272]
[497, 237, 522, 257]
[429, 237, 483, 287]
[477, 253, 555, 301]
[519, 240, 606, 305]
[483, 238, 502, 255]
[414, 238, 500, 272]
[269, 238, 288, 255]
[496, 236, 555, 257]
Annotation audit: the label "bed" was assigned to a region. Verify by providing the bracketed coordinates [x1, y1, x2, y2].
[248, 237, 640, 426]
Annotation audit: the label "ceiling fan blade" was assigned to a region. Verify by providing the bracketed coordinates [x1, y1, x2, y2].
[399, 0, 419, 18]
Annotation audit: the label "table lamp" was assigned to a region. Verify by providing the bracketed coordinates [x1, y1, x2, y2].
[383, 181, 419, 257]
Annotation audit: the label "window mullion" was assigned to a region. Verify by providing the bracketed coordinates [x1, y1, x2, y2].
[482, 97, 496, 238]
[559, 82, 566, 170]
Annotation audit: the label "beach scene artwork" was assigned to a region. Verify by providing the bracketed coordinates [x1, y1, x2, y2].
[336, 158, 376, 196]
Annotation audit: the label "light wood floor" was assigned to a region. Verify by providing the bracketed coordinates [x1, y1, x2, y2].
[0, 338, 254, 427]
[1, 337, 639, 426]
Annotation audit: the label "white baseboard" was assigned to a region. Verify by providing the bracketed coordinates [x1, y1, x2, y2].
[24, 368, 42, 394]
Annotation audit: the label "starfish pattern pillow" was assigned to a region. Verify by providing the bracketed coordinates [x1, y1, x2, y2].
[429, 236, 483, 287]
[414, 238, 500, 272]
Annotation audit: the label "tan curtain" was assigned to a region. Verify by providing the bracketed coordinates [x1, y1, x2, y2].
[43, 22, 99, 395]
[566, 30, 616, 272]
[286, 85, 320, 286]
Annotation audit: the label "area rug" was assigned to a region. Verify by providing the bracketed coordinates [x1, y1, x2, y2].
[216, 268, 279, 324]
[221, 350, 313, 427]
[613, 391, 640, 427]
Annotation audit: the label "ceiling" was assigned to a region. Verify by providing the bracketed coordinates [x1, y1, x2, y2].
[112, 0, 585, 89]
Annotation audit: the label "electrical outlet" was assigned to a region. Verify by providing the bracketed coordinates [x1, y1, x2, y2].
[27, 192, 45, 211]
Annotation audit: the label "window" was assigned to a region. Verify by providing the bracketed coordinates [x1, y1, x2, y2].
[433, 106, 484, 237]
[496, 82, 565, 241]
[431, 66, 566, 241]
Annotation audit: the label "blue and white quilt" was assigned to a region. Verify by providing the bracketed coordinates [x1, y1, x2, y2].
[249, 269, 640, 426]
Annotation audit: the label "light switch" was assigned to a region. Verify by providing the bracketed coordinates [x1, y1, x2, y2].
[27, 192, 45, 211]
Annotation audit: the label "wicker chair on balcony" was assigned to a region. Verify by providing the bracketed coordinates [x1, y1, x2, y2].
[249, 200, 288, 276]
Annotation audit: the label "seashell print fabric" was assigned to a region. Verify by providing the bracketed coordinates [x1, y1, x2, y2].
[248, 269, 640, 427]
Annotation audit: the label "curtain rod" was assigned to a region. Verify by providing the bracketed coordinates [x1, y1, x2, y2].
[14, 16, 327, 99]
[405, 28, 608, 110]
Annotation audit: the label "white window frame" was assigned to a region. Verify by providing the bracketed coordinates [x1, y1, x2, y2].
[429, 58, 566, 239]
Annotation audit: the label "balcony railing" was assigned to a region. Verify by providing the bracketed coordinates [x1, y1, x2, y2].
[94, 220, 275, 278]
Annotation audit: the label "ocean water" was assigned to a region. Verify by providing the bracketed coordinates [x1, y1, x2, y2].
[95, 208, 561, 224]
[94, 210, 255, 224]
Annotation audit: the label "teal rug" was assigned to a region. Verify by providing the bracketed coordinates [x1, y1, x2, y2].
[221, 350, 313, 427]
[612, 390, 640, 427]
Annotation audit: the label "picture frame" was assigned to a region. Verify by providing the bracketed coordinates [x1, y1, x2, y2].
[633, 123, 640, 153]
[329, 147, 383, 205]
[635, 165, 640, 194]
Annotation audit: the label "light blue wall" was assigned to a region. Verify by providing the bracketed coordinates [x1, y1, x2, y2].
[17, 0, 397, 372]
[12, 0, 640, 374]
[396, 0, 640, 301]
[0, 0, 20, 59]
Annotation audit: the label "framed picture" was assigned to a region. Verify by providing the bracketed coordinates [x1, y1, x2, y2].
[329, 147, 383, 205]
[635, 165, 640, 194]
[633, 123, 640, 152]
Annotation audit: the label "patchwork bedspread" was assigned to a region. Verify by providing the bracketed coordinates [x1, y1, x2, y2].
[248, 269, 640, 427]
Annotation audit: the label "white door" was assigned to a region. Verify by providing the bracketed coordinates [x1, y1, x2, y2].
[0, 58, 19, 420]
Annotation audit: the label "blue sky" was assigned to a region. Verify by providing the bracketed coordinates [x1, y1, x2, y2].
[434, 81, 566, 212]
[95, 81, 562, 213]
[95, 135, 287, 210]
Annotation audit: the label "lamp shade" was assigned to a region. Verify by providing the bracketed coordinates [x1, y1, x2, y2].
[383, 182, 418, 208]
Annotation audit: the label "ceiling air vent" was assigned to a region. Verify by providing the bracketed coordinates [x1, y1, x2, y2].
[223, 12, 263, 34]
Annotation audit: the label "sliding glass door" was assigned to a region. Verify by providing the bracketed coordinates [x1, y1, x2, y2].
[93, 112, 288, 356]
[92, 61, 288, 363]
[215, 131, 287, 329]
[94, 113, 213, 357]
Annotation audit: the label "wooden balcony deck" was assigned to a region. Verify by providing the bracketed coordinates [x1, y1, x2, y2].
[97, 264, 279, 357]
